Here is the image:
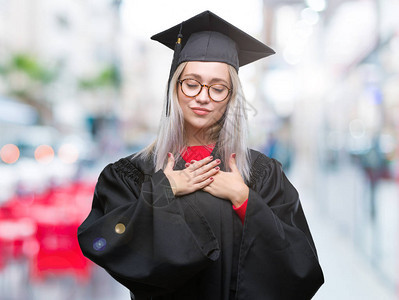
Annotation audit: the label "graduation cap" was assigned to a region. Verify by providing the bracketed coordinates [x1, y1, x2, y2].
[151, 10, 275, 115]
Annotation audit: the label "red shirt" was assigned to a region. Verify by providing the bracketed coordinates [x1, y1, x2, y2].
[180, 145, 247, 223]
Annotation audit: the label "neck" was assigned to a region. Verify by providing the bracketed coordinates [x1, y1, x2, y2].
[185, 127, 215, 146]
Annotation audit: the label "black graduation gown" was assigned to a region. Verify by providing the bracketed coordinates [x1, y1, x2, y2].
[77, 148, 324, 300]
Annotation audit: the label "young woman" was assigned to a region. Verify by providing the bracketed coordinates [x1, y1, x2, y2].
[78, 11, 324, 300]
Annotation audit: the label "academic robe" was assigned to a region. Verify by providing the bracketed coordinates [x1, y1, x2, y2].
[77, 148, 324, 300]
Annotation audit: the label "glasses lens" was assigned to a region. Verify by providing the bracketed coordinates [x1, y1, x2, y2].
[209, 85, 229, 102]
[181, 79, 201, 97]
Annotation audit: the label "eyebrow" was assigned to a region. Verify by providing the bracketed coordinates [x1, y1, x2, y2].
[181, 73, 230, 86]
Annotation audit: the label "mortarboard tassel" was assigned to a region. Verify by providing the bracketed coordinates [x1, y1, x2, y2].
[166, 23, 183, 116]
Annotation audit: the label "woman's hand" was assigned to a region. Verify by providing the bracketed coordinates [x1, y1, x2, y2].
[164, 153, 221, 196]
[203, 154, 249, 207]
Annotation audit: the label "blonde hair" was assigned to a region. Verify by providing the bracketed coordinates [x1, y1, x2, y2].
[135, 62, 251, 182]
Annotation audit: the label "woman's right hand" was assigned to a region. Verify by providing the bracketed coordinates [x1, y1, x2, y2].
[164, 153, 221, 196]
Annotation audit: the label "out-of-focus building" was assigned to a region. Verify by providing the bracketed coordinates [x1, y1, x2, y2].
[0, 0, 125, 206]
[0, 0, 122, 132]
[260, 0, 399, 295]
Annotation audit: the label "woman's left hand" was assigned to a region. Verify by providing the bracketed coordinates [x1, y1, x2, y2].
[203, 153, 249, 207]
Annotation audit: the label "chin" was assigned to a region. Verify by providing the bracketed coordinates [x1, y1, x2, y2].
[186, 119, 213, 132]
[191, 123, 209, 131]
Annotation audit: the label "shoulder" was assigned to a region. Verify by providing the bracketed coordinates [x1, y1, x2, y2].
[100, 153, 155, 185]
[248, 149, 283, 188]
[248, 149, 280, 168]
[115, 153, 155, 174]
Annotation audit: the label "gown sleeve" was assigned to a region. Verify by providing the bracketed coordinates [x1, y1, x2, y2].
[77, 157, 220, 297]
[236, 154, 324, 300]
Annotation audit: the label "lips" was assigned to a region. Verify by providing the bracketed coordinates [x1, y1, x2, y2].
[191, 107, 211, 115]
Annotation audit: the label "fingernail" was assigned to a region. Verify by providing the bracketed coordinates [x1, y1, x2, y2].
[209, 156, 213, 160]
[215, 167, 220, 171]
[210, 177, 214, 180]
[168, 153, 172, 158]
[190, 160, 195, 164]
[216, 159, 221, 164]
[232, 153, 236, 158]
[185, 163, 190, 167]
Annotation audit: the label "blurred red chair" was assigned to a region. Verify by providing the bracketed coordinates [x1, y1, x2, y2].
[0, 217, 37, 267]
[30, 220, 91, 282]
[28, 181, 95, 283]
[0, 180, 95, 283]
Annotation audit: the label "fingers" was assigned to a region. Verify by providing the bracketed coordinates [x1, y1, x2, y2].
[187, 156, 213, 170]
[188, 156, 220, 175]
[195, 176, 214, 190]
[165, 152, 175, 172]
[192, 165, 220, 184]
[229, 153, 239, 173]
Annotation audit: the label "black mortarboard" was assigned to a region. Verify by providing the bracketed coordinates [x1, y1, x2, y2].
[151, 10, 275, 115]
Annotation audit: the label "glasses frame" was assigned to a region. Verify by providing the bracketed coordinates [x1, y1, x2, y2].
[178, 78, 232, 102]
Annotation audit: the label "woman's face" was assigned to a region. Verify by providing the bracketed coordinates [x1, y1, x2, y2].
[177, 61, 231, 138]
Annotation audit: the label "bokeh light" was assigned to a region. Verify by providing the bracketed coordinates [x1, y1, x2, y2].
[34, 144, 55, 164]
[301, 8, 320, 25]
[306, 0, 327, 12]
[0, 144, 20, 164]
[58, 143, 80, 164]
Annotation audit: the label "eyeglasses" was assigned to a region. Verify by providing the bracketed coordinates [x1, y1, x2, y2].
[178, 78, 232, 102]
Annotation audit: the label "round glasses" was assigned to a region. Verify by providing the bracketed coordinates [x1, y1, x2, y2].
[178, 78, 232, 102]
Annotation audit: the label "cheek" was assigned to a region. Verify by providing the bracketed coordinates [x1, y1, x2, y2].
[177, 90, 186, 110]
[214, 102, 228, 117]
[177, 88, 182, 104]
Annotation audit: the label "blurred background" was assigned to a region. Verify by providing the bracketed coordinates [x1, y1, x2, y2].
[0, 0, 398, 299]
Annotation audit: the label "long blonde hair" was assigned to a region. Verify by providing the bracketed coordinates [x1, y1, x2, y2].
[135, 62, 251, 182]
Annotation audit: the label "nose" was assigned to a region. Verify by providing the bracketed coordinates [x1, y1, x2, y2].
[195, 86, 211, 104]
